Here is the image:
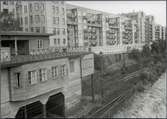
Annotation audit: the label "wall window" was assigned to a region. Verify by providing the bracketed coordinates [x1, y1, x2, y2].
[42, 27, 45, 33]
[53, 17, 59, 25]
[36, 27, 40, 33]
[52, 66, 58, 79]
[41, 3, 44, 11]
[38, 69, 47, 82]
[28, 71, 38, 85]
[62, 18, 65, 25]
[24, 17, 28, 25]
[56, 7, 59, 14]
[52, 5, 55, 14]
[63, 38, 66, 44]
[35, 15, 40, 23]
[31, 27, 34, 32]
[15, 72, 21, 88]
[29, 3, 33, 12]
[37, 39, 43, 48]
[54, 39, 57, 45]
[3, 1, 8, 5]
[62, 8, 65, 15]
[30, 15, 33, 24]
[57, 38, 60, 44]
[24, 5, 27, 13]
[57, 28, 60, 35]
[62, 28, 66, 35]
[41, 15, 45, 23]
[60, 64, 66, 76]
[70, 61, 75, 72]
[35, 3, 39, 11]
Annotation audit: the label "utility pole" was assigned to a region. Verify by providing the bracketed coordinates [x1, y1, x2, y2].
[100, 52, 104, 103]
[91, 74, 95, 102]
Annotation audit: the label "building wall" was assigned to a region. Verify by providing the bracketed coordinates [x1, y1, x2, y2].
[1, 53, 94, 118]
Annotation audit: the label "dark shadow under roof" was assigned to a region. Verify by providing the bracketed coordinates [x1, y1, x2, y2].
[0, 31, 52, 36]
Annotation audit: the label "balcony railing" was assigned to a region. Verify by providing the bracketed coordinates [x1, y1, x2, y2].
[1, 47, 90, 67]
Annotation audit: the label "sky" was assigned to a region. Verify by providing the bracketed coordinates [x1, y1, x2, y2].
[67, 1, 166, 26]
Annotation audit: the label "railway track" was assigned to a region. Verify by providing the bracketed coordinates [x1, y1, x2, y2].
[87, 89, 134, 118]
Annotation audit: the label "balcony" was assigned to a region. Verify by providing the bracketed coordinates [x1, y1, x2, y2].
[1, 47, 90, 68]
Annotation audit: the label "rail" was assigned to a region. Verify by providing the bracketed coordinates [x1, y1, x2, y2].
[87, 89, 133, 118]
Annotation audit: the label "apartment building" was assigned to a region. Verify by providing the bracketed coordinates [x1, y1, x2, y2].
[155, 24, 166, 41]
[0, 1, 67, 47]
[0, 31, 94, 118]
[66, 4, 103, 47]
[145, 15, 155, 44]
[121, 11, 146, 44]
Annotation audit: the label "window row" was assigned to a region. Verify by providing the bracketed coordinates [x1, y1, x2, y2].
[29, 3, 45, 12]
[29, 15, 45, 24]
[52, 6, 65, 15]
[30, 27, 45, 33]
[14, 65, 67, 88]
[54, 38, 66, 45]
[53, 28, 66, 35]
[53, 17, 65, 25]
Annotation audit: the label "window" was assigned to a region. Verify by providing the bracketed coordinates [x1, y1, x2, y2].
[57, 38, 60, 45]
[15, 72, 21, 88]
[25, 28, 28, 32]
[63, 39, 66, 44]
[54, 39, 57, 45]
[35, 3, 39, 11]
[37, 39, 43, 48]
[62, 8, 65, 15]
[70, 61, 75, 72]
[38, 69, 47, 82]
[53, 17, 59, 25]
[52, 6, 55, 14]
[36, 27, 40, 33]
[3, 9, 8, 13]
[57, 28, 60, 35]
[52, 66, 58, 79]
[41, 3, 44, 11]
[35, 15, 40, 23]
[62, 18, 65, 25]
[42, 27, 45, 33]
[28, 71, 38, 85]
[56, 7, 59, 14]
[41, 15, 45, 23]
[3, 1, 8, 5]
[31, 27, 34, 32]
[25, 17, 28, 25]
[62, 28, 66, 35]
[60, 65, 66, 76]
[24, 6, 27, 13]
[29, 3, 33, 12]
[30, 15, 33, 24]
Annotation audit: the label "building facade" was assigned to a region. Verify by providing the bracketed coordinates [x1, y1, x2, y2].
[0, 32, 94, 118]
[145, 15, 155, 44]
[0, 1, 166, 53]
[155, 24, 166, 41]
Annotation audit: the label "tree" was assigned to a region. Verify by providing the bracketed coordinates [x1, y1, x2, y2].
[0, 11, 21, 31]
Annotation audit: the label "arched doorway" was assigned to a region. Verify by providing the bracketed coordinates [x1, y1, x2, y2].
[15, 101, 43, 118]
[46, 93, 65, 117]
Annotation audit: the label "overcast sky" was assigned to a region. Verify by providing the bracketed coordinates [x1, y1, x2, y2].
[67, 1, 166, 26]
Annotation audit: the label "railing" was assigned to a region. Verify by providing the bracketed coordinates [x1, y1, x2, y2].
[0, 47, 90, 65]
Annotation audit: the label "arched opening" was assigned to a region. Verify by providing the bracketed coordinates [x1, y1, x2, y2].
[46, 93, 65, 117]
[15, 101, 43, 118]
